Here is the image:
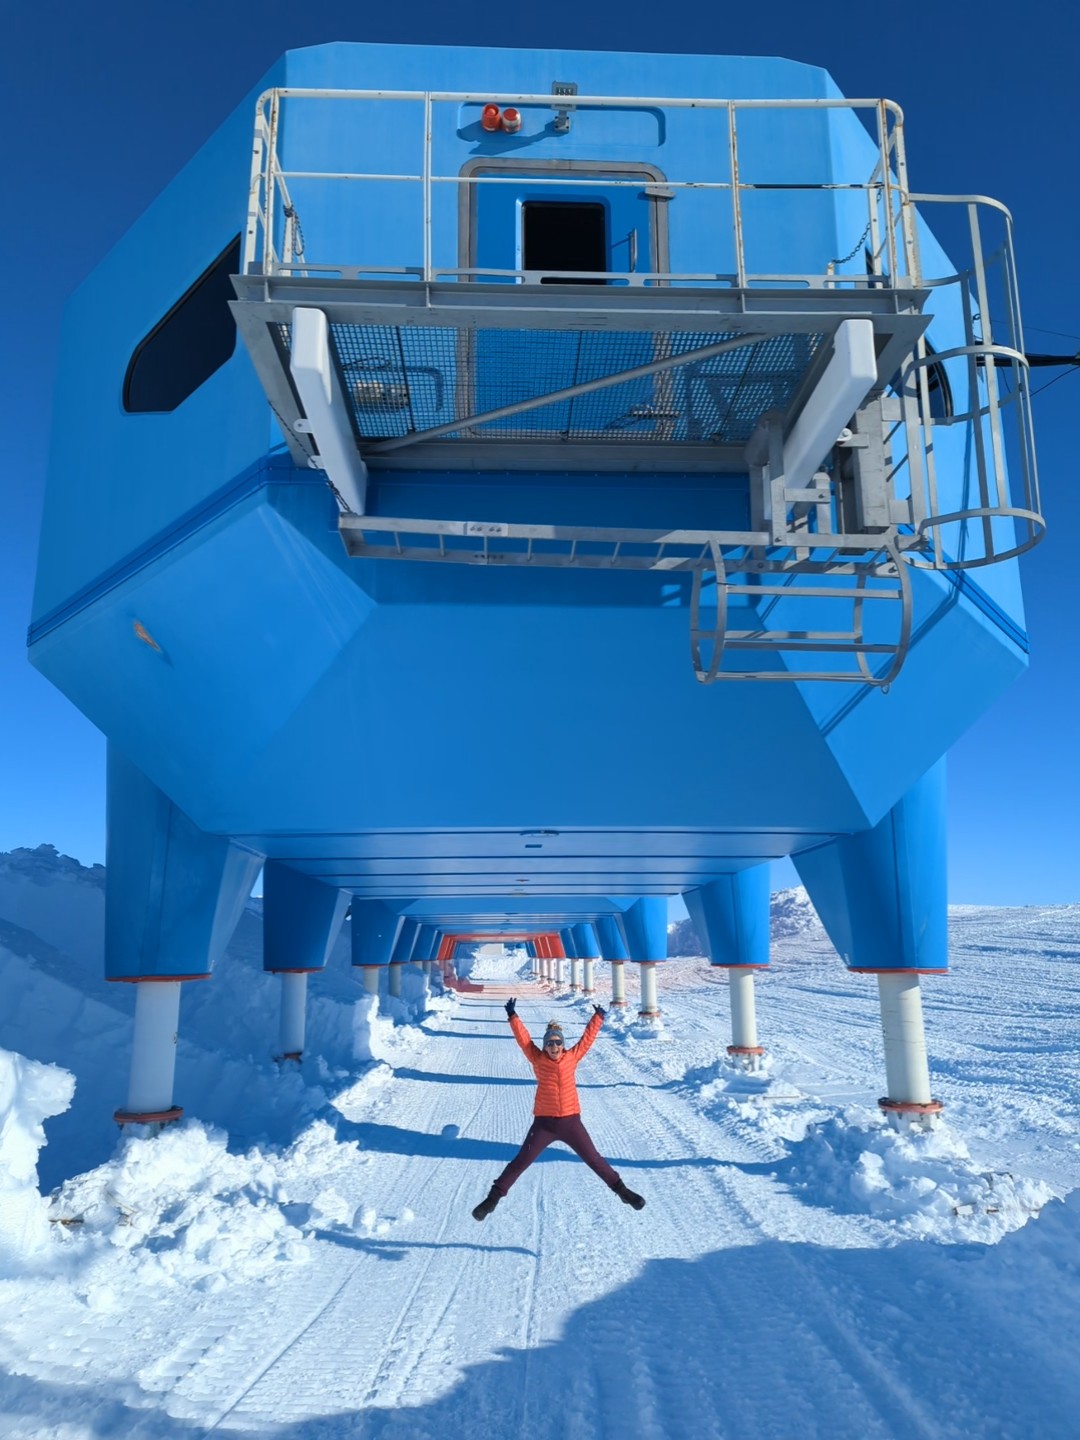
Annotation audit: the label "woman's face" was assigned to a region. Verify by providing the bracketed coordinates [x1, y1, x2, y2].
[543, 1035, 564, 1057]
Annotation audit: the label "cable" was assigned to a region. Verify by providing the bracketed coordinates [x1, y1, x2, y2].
[1030, 368, 1080, 399]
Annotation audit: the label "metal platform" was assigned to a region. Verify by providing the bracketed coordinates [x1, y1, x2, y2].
[229, 85, 1044, 686]
[232, 275, 929, 474]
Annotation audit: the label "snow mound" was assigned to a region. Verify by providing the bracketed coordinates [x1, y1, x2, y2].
[46, 1118, 348, 1288]
[779, 1108, 1057, 1242]
[0, 1047, 75, 1274]
[690, 1054, 804, 1107]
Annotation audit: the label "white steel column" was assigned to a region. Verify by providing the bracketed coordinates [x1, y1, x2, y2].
[388, 963, 403, 998]
[638, 962, 660, 1018]
[610, 961, 627, 1008]
[277, 972, 308, 1061]
[582, 958, 596, 995]
[570, 958, 582, 991]
[729, 968, 759, 1048]
[877, 972, 939, 1117]
[361, 965, 381, 996]
[554, 957, 565, 988]
[119, 980, 182, 1121]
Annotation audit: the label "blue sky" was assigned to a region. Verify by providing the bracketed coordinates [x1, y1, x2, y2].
[2, 0, 1076, 903]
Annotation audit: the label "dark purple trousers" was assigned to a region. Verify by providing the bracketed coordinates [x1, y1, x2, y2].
[493, 1114, 622, 1196]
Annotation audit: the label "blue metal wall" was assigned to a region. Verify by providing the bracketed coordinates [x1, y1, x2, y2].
[30, 43, 1032, 978]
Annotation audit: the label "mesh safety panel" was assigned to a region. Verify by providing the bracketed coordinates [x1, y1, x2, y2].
[278, 324, 822, 446]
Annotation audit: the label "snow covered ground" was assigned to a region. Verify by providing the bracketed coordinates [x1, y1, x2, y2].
[2, 846, 1079, 1438]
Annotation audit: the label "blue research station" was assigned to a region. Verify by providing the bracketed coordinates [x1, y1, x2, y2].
[30, 43, 1042, 1124]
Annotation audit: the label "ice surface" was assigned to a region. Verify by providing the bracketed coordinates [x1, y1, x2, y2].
[1, 848, 1079, 1437]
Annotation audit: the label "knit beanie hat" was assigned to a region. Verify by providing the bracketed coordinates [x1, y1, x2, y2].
[543, 1021, 564, 1046]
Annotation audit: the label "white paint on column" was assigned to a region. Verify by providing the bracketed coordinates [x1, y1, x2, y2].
[638, 962, 660, 1017]
[610, 961, 627, 1007]
[126, 981, 182, 1115]
[388, 963, 403, 998]
[877, 972, 933, 1105]
[361, 966, 381, 996]
[278, 972, 308, 1058]
[729, 968, 759, 1050]
[554, 958, 565, 988]
[570, 958, 582, 990]
[583, 958, 596, 994]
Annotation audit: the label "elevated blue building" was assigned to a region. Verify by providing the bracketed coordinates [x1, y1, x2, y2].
[31, 43, 1042, 1122]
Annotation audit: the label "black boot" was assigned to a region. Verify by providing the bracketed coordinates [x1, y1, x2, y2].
[472, 1185, 502, 1221]
[615, 1181, 645, 1210]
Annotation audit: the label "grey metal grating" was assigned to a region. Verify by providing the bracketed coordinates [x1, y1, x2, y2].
[278, 323, 822, 447]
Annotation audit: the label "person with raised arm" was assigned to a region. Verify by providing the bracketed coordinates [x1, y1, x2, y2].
[472, 998, 646, 1220]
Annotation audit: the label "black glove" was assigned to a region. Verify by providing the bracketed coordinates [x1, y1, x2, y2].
[593, 1004, 607, 1020]
[505, 997, 517, 1017]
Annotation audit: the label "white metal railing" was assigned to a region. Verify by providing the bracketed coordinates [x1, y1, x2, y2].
[242, 87, 922, 289]
[238, 86, 1043, 578]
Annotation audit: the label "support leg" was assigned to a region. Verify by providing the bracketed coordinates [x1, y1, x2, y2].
[877, 972, 941, 1121]
[638, 961, 660, 1019]
[361, 966, 382, 996]
[726, 967, 764, 1068]
[582, 958, 596, 996]
[569, 958, 582, 992]
[115, 980, 184, 1125]
[610, 961, 627, 1008]
[277, 972, 308, 1062]
[388, 963, 403, 998]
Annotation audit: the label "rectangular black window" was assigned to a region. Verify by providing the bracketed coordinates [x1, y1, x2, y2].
[123, 236, 241, 412]
[522, 202, 607, 284]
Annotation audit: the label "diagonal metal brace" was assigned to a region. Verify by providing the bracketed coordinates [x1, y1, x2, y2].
[363, 333, 767, 454]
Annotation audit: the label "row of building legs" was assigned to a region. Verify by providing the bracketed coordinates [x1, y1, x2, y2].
[106, 747, 947, 1129]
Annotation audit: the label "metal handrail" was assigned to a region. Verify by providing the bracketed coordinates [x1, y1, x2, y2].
[243, 86, 917, 289]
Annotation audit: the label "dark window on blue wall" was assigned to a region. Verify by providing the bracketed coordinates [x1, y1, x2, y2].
[523, 202, 606, 283]
[123, 236, 241, 412]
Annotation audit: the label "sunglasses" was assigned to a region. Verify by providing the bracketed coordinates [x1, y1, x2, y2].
[544, 1036, 564, 1048]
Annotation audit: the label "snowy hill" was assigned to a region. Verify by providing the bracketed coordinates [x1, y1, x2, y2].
[2, 847, 1080, 1437]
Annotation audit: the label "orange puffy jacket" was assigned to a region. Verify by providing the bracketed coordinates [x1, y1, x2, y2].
[509, 1011, 603, 1117]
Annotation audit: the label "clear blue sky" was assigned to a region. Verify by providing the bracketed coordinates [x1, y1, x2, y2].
[2, 0, 1076, 903]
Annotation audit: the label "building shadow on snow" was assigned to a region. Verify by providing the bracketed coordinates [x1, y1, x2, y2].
[5, 1196, 1078, 1439]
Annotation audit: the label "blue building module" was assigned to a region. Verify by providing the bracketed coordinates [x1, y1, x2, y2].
[31, 43, 1042, 1121]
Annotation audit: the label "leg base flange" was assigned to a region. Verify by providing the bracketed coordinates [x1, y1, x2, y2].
[878, 1097, 943, 1115]
[114, 1106, 183, 1127]
[727, 1045, 765, 1056]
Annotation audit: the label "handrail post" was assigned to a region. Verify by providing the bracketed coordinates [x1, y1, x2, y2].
[423, 93, 433, 282]
[877, 101, 898, 280]
[265, 90, 281, 277]
[728, 103, 746, 288]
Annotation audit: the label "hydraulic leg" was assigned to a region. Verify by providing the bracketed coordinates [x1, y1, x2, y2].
[116, 979, 185, 1124]
[638, 961, 660, 1020]
[610, 961, 627, 1008]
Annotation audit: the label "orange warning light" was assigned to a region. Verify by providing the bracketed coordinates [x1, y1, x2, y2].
[481, 104, 501, 132]
[500, 107, 522, 134]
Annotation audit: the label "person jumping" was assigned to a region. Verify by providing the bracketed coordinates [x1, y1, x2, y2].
[472, 998, 645, 1220]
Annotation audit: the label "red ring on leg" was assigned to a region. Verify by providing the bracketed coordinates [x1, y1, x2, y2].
[878, 1097, 943, 1115]
[114, 1106, 183, 1126]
